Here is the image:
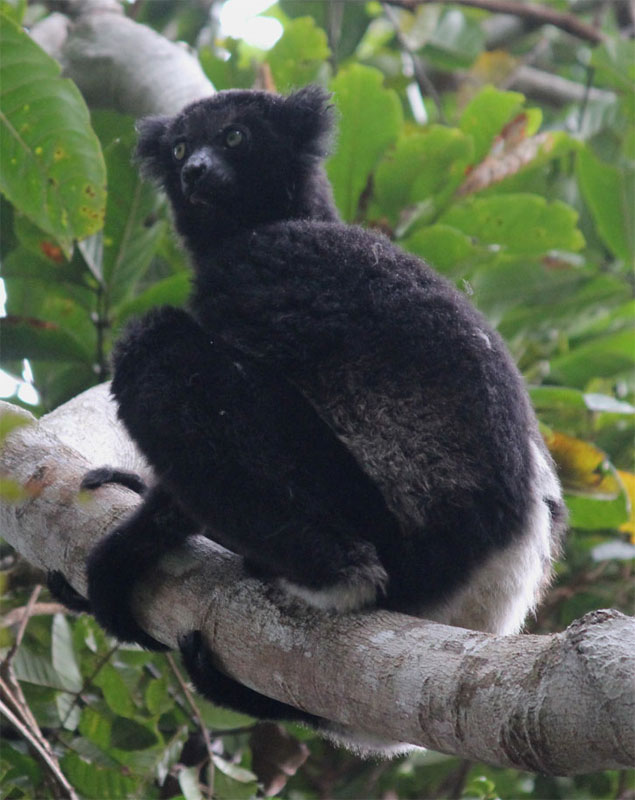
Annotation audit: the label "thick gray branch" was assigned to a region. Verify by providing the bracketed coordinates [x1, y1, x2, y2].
[0, 389, 633, 775]
[31, 0, 213, 115]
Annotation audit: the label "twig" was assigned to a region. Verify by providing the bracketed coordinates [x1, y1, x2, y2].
[382, 2, 447, 123]
[0, 698, 79, 800]
[385, 0, 605, 44]
[5, 584, 41, 663]
[166, 653, 215, 800]
[1, 601, 66, 628]
[0, 681, 79, 800]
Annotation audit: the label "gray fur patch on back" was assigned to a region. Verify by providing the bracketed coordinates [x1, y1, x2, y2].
[305, 363, 480, 526]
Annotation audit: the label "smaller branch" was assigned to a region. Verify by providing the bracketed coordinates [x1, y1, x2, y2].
[1, 601, 65, 628]
[6, 585, 41, 664]
[386, 0, 605, 45]
[0, 682, 79, 800]
[382, 2, 447, 123]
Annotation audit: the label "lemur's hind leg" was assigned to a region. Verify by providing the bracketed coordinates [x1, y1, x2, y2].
[86, 484, 200, 650]
[48, 466, 149, 614]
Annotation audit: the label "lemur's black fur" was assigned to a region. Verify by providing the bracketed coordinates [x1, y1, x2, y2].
[50, 86, 565, 751]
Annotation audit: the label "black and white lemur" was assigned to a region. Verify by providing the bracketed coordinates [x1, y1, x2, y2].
[50, 85, 566, 752]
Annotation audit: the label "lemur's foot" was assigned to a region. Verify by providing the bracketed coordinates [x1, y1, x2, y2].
[179, 631, 320, 725]
[47, 570, 91, 613]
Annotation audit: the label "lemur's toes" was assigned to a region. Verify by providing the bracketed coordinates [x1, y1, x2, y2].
[81, 467, 147, 495]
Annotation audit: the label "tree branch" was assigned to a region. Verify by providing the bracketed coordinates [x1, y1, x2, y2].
[385, 0, 605, 45]
[31, 0, 214, 115]
[0, 389, 633, 775]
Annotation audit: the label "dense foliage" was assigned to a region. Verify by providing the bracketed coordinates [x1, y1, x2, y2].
[0, 1, 633, 798]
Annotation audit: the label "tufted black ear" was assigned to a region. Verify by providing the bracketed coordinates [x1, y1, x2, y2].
[279, 85, 336, 160]
[134, 115, 171, 180]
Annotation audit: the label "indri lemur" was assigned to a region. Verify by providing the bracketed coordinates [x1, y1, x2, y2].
[50, 86, 566, 752]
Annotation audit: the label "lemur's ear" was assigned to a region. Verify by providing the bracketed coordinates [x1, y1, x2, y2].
[134, 116, 171, 179]
[279, 85, 336, 159]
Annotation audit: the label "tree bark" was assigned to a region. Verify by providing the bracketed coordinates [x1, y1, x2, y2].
[31, 0, 214, 115]
[1, 389, 633, 775]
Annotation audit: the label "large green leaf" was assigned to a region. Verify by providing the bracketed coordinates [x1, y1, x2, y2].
[101, 134, 164, 307]
[549, 329, 635, 388]
[374, 127, 473, 224]
[59, 752, 140, 799]
[115, 272, 190, 326]
[265, 16, 330, 91]
[420, 8, 485, 70]
[93, 663, 135, 718]
[110, 717, 158, 751]
[327, 65, 402, 221]
[0, 14, 106, 255]
[441, 194, 585, 255]
[590, 39, 635, 95]
[280, 1, 370, 62]
[52, 613, 82, 692]
[577, 147, 635, 264]
[459, 85, 525, 164]
[401, 225, 476, 274]
[0, 316, 92, 363]
[79, 707, 112, 750]
[498, 273, 629, 341]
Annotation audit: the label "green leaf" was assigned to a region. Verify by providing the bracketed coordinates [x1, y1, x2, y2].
[56, 691, 81, 731]
[441, 194, 585, 255]
[178, 765, 204, 800]
[566, 492, 629, 530]
[266, 16, 330, 91]
[155, 726, 189, 786]
[469, 258, 583, 322]
[374, 127, 473, 224]
[60, 752, 140, 799]
[199, 41, 255, 91]
[499, 273, 629, 342]
[66, 736, 119, 769]
[12, 646, 71, 690]
[402, 224, 477, 275]
[0, 14, 106, 255]
[590, 39, 635, 96]
[52, 614, 82, 692]
[79, 706, 112, 750]
[327, 64, 402, 221]
[145, 677, 171, 716]
[0, 0, 26, 24]
[212, 753, 257, 783]
[2, 742, 42, 787]
[102, 134, 164, 306]
[280, 1, 370, 62]
[577, 147, 634, 264]
[0, 316, 92, 363]
[459, 85, 525, 164]
[549, 329, 635, 388]
[110, 716, 158, 751]
[213, 769, 259, 800]
[0, 407, 32, 442]
[420, 8, 485, 70]
[93, 663, 135, 718]
[115, 272, 190, 325]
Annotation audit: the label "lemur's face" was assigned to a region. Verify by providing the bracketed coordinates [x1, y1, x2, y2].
[135, 88, 334, 234]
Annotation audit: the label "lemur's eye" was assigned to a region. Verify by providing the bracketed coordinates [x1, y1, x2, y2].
[173, 141, 187, 160]
[224, 128, 245, 148]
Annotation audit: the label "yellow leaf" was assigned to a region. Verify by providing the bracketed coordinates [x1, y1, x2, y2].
[545, 431, 621, 499]
[617, 470, 635, 541]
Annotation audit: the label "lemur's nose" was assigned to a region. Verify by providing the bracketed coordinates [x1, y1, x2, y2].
[182, 154, 210, 189]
